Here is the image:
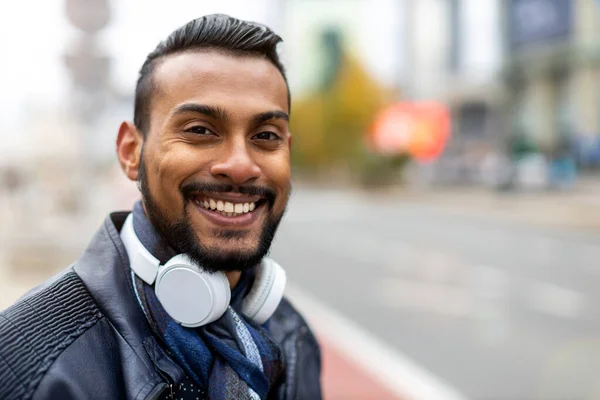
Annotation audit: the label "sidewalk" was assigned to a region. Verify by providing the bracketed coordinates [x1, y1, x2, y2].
[390, 186, 600, 230]
[302, 174, 600, 231]
[293, 176, 600, 231]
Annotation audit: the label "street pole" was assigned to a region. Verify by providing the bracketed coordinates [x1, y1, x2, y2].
[402, 0, 415, 99]
[64, 0, 112, 215]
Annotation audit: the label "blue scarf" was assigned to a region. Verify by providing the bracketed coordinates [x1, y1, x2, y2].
[129, 201, 284, 399]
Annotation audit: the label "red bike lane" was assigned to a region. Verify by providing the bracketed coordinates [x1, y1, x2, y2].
[319, 335, 405, 400]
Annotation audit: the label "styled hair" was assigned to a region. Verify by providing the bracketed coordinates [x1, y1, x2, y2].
[133, 14, 290, 135]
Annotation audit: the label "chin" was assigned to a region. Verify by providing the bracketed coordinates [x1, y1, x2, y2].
[207, 228, 260, 245]
[200, 235, 266, 262]
[208, 243, 261, 259]
[202, 249, 266, 273]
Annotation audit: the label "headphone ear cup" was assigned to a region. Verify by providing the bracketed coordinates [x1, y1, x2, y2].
[155, 254, 231, 327]
[242, 258, 286, 325]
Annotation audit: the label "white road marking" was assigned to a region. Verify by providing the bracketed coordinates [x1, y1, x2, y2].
[286, 284, 467, 400]
[377, 279, 473, 318]
[526, 282, 585, 319]
[469, 265, 510, 301]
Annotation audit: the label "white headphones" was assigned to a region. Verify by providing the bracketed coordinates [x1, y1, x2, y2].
[120, 213, 286, 328]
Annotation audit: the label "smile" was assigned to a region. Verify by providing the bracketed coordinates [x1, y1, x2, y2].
[197, 197, 257, 217]
[190, 194, 267, 226]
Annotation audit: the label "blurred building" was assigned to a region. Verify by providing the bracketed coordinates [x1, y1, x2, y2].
[502, 0, 600, 170]
[404, 0, 505, 185]
[445, 0, 504, 144]
[403, 0, 451, 100]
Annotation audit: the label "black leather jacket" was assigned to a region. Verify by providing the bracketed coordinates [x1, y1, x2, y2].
[0, 212, 322, 400]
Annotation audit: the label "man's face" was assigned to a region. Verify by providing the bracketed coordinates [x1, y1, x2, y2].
[137, 50, 291, 273]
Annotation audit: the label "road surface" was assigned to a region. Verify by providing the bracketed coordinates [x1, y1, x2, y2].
[272, 187, 600, 400]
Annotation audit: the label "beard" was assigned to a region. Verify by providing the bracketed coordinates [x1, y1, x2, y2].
[137, 148, 287, 274]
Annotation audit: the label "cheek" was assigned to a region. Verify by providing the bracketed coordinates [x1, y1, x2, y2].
[260, 153, 291, 208]
[158, 140, 205, 176]
[150, 145, 204, 202]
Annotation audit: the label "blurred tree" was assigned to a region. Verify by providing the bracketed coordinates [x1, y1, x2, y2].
[290, 28, 396, 180]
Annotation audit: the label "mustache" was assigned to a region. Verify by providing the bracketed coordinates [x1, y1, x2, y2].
[180, 182, 277, 206]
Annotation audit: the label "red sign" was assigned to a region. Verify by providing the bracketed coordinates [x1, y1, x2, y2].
[369, 102, 451, 162]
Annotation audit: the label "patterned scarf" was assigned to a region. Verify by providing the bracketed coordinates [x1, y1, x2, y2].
[129, 201, 284, 399]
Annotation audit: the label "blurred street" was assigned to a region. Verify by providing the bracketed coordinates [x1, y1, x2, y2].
[271, 185, 600, 399]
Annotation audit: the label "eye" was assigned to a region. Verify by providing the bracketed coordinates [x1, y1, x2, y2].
[252, 131, 281, 141]
[185, 126, 216, 136]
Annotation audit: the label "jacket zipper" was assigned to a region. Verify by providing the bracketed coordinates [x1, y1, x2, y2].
[143, 339, 178, 400]
[146, 382, 171, 400]
[157, 367, 175, 399]
[145, 367, 174, 400]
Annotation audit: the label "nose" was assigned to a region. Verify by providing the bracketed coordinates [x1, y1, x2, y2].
[209, 138, 261, 184]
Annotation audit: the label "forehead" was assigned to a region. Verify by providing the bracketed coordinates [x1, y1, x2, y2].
[151, 50, 289, 115]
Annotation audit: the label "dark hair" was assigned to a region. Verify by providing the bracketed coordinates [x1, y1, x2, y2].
[134, 14, 290, 136]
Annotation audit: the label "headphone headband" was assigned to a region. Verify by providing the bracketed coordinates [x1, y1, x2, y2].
[121, 214, 160, 285]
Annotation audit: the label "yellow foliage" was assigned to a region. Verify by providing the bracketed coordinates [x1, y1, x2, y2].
[291, 54, 394, 171]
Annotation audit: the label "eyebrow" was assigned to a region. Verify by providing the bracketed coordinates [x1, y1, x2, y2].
[252, 110, 289, 125]
[172, 102, 289, 125]
[172, 103, 231, 121]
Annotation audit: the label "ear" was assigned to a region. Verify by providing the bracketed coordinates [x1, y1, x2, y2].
[287, 132, 292, 149]
[116, 121, 143, 182]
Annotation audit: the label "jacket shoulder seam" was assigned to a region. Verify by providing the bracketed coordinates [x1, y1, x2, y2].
[0, 344, 28, 395]
[0, 271, 103, 399]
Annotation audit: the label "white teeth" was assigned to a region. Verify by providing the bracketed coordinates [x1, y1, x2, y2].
[199, 197, 257, 215]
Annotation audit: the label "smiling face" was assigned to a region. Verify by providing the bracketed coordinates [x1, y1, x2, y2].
[119, 50, 291, 272]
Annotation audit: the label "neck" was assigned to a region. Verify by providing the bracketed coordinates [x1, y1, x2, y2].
[226, 271, 241, 290]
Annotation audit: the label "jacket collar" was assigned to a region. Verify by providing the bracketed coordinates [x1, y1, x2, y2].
[73, 211, 183, 383]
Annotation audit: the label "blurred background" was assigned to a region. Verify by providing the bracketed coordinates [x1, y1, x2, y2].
[2, 0, 600, 399]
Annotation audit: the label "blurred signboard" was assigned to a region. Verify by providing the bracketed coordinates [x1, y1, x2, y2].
[508, 0, 573, 50]
[370, 102, 451, 163]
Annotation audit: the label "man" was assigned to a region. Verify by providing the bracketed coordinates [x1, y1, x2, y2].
[0, 14, 321, 400]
